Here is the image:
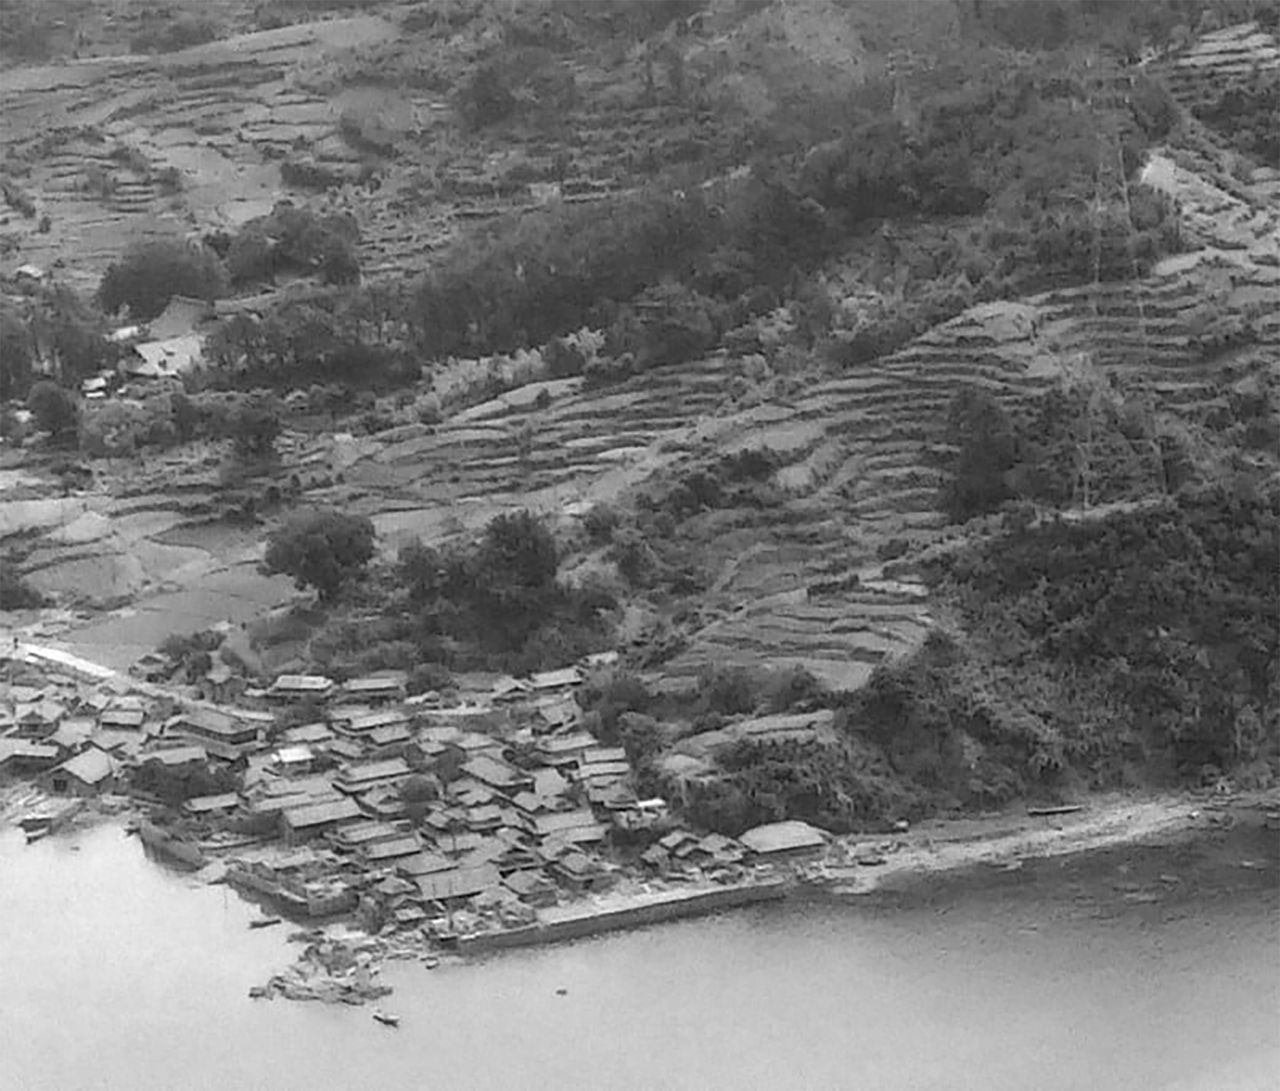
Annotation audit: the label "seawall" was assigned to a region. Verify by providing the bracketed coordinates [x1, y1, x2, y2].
[458, 878, 789, 954]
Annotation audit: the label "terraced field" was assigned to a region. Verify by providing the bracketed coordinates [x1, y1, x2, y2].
[3, 9, 1277, 693]
[303, 135, 1278, 688]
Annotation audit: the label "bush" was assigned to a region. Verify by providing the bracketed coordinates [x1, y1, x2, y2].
[131, 15, 220, 53]
[263, 509, 377, 602]
[0, 305, 32, 401]
[97, 239, 226, 321]
[226, 395, 282, 460]
[26, 381, 79, 443]
[938, 388, 1018, 522]
[0, 559, 43, 609]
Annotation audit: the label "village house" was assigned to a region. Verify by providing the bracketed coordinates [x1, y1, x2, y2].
[529, 807, 607, 846]
[283, 722, 335, 747]
[339, 676, 406, 704]
[140, 744, 208, 772]
[266, 675, 335, 702]
[576, 746, 631, 787]
[339, 708, 411, 738]
[183, 792, 241, 819]
[98, 706, 146, 731]
[550, 850, 611, 894]
[121, 334, 204, 380]
[738, 820, 827, 863]
[200, 663, 246, 705]
[530, 693, 580, 732]
[0, 739, 61, 774]
[361, 834, 422, 866]
[460, 755, 534, 797]
[48, 717, 95, 753]
[528, 666, 584, 695]
[333, 758, 411, 795]
[11, 700, 68, 738]
[357, 786, 408, 821]
[367, 722, 413, 755]
[396, 850, 455, 879]
[271, 744, 314, 776]
[280, 798, 363, 845]
[44, 747, 117, 796]
[333, 820, 405, 851]
[326, 737, 366, 764]
[453, 731, 505, 761]
[535, 731, 596, 768]
[501, 868, 558, 908]
[173, 708, 259, 754]
[414, 863, 500, 908]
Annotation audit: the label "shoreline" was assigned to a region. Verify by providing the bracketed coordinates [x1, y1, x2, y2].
[813, 789, 1276, 897]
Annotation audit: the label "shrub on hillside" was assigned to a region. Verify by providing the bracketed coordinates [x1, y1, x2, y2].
[26, 381, 79, 444]
[397, 510, 617, 672]
[934, 483, 1280, 779]
[0, 559, 43, 609]
[130, 16, 220, 53]
[97, 239, 226, 321]
[224, 202, 361, 288]
[263, 509, 377, 602]
[225, 395, 282, 461]
[0, 304, 32, 401]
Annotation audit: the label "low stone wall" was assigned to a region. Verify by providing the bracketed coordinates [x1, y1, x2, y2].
[457, 879, 788, 954]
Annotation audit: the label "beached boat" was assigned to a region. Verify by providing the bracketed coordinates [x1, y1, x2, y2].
[372, 1010, 400, 1028]
[248, 916, 282, 930]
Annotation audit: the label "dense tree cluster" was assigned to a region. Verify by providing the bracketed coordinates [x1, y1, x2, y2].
[397, 510, 616, 672]
[263, 509, 377, 602]
[219, 202, 361, 288]
[97, 239, 226, 321]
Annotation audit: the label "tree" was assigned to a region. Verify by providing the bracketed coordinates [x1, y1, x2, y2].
[227, 396, 281, 460]
[0, 305, 32, 401]
[262, 509, 376, 602]
[940, 387, 1018, 521]
[97, 239, 226, 321]
[26, 381, 79, 444]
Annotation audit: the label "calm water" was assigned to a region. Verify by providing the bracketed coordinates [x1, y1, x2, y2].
[1, 823, 1276, 1091]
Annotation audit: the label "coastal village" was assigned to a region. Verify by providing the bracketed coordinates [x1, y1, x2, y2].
[1, 638, 838, 1003]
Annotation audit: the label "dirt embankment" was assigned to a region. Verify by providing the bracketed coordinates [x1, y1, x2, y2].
[820, 790, 1280, 897]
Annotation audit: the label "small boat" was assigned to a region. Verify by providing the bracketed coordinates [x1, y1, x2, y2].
[248, 916, 282, 930]
[25, 828, 48, 844]
[372, 1010, 400, 1028]
[422, 956, 440, 970]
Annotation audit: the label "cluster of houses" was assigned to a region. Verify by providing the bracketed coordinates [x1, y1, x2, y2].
[2, 647, 827, 937]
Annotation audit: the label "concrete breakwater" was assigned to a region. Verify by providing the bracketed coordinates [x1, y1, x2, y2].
[457, 878, 789, 954]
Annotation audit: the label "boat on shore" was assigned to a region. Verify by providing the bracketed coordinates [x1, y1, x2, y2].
[137, 820, 207, 870]
[372, 1010, 400, 1028]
